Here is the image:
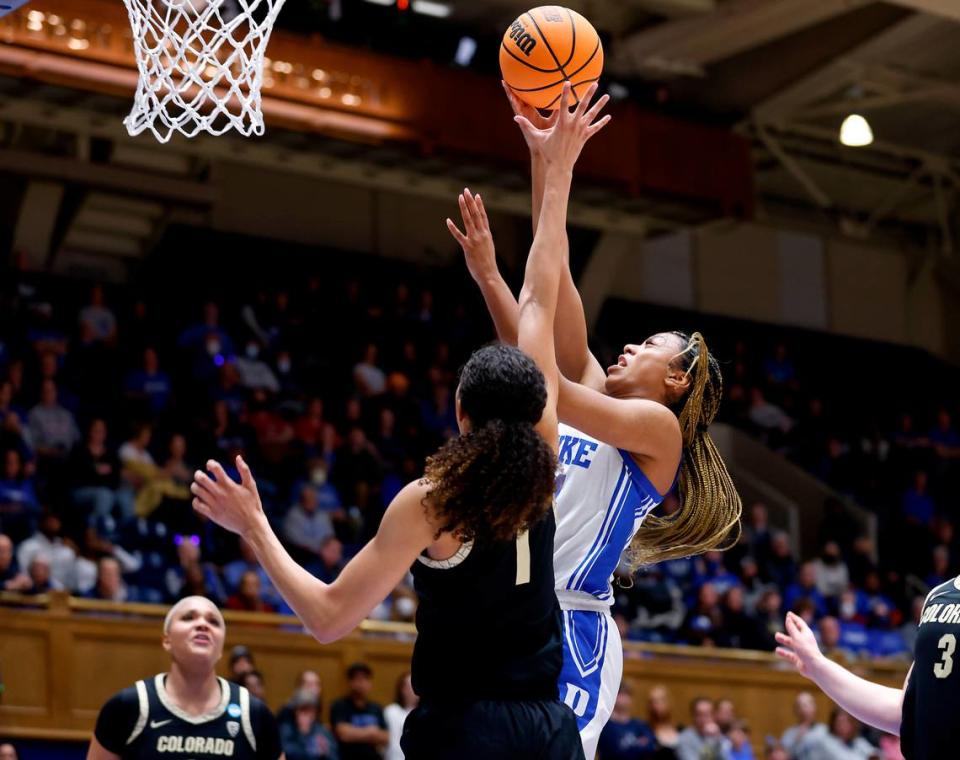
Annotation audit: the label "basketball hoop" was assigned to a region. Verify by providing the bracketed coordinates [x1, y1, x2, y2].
[122, 0, 287, 142]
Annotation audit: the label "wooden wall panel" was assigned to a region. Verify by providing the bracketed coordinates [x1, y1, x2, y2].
[0, 600, 907, 751]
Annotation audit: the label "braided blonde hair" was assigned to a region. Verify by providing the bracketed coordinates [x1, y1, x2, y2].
[626, 331, 742, 567]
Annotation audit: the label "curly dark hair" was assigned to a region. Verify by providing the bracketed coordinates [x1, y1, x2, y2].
[423, 344, 556, 544]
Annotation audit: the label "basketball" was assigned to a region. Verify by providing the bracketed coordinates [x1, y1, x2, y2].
[499, 6, 604, 110]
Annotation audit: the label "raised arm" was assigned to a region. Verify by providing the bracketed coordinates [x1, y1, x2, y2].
[505, 84, 607, 391]
[192, 457, 434, 644]
[776, 611, 907, 735]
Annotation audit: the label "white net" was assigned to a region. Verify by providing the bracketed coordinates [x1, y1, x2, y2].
[122, 0, 287, 143]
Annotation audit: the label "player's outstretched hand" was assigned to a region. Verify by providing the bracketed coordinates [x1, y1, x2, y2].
[446, 188, 497, 284]
[775, 611, 824, 678]
[513, 82, 610, 173]
[502, 80, 557, 158]
[191, 456, 265, 538]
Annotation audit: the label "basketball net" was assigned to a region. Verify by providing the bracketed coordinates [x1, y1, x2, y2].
[122, 0, 287, 142]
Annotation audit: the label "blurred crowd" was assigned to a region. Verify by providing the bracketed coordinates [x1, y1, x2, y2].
[0, 260, 954, 665]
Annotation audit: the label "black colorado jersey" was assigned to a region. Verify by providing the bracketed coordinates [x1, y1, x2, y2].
[94, 674, 281, 759]
[901, 576, 960, 760]
[410, 510, 563, 703]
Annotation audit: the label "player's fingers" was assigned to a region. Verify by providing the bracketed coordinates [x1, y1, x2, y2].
[236, 456, 258, 495]
[502, 81, 522, 114]
[464, 188, 482, 227]
[575, 82, 598, 117]
[474, 193, 490, 226]
[206, 460, 233, 492]
[585, 114, 612, 138]
[458, 193, 476, 234]
[557, 81, 572, 119]
[192, 470, 218, 497]
[446, 218, 468, 246]
[775, 648, 800, 667]
[774, 631, 792, 646]
[192, 498, 214, 519]
[514, 114, 540, 141]
[583, 92, 610, 124]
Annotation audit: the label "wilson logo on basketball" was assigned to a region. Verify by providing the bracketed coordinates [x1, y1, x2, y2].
[508, 19, 538, 56]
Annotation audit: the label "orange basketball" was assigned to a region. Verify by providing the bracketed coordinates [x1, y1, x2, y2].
[500, 6, 604, 110]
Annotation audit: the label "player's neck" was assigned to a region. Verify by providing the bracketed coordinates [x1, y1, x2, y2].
[164, 664, 221, 716]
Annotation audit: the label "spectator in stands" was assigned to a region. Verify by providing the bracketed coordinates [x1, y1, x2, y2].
[239, 670, 267, 701]
[763, 343, 795, 387]
[229, 645, 256, 680]
[783, 562, 827, 618]
[857, 571, 898, 629]
[309, 536, 345, 585]
[0, 533, 30, 591]
[817, 616, 855, 664]
[647, 685, 680, 755]
[738, 556, 767, 614]
[165, 534, 225, 604]
[747, 388, 793, 439]
[17, 512, 75, 590]
[764, 532, 797, 589]
[0, 742, 18, 760]
[123, 347, 172, 416]
[0, 448, 40, 541]
[177, 301, 234, 358]
[78, 284, 117, 344]
[295, 398, 336, 459]
[280, 688, 339, 760]
[676, 697, 731, 760]
[847, 536, 877, 587]
[754, 588, 785, 641]
[235, 339, 280, 393]
[69, 418, 119, 525]
[420, 383, 458, 444]
[85, 556, 132, 602]
[781, 692, 825, 756]
[330, 663, 388, 760]
[927, 545, 951, 588]
[25, 553, 56, 594]
[811, 541, 850, 603]
[743, 502, 773, 566]
[794, 708, 877, 759]
[224, 538, 281, 607]
[682, 582, 724, 647]
[598, 683, 659, 759]
[383, 672, 417, 760]
[765, 745, 788, 760]
[27, 380, 80, 460]
[353, 344, 386, 397]
[718, 586, 774, 650]
[727, 720, 754, 760]
[278, 669, 324, 730]
[715, 699, 736, 737]
[226, 570, 276, 613]
[902, 470, 935, 526]
[929, 407, 960, 458]
[283, 484, 335, 559]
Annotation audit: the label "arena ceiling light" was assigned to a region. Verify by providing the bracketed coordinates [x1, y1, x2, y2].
[839, 113, 874, 147]
[411, 0, 451, 17]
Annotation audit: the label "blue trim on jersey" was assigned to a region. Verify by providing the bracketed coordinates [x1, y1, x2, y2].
[566, 465, 629, 591]
[577, 483, 642, 596]
[559, 610, 610, 730]
[617, 448, 670, 500]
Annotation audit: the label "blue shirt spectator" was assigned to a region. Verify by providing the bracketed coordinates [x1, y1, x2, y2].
[124, 347, 172, 415]
[598, 687, 659, 759]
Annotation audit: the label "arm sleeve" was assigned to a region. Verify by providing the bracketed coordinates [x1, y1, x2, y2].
[329, 699, 349, 728]
[375, 705, 387, 730]
[94, 687, 141, 754]
[250, 697, 283, 760]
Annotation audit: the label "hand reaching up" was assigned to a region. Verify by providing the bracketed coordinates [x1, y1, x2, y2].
[446, 188, 497, 284]
[775, 611, 825, 678]
[191, 456, 265, 538]
[513, 82, 611, 173]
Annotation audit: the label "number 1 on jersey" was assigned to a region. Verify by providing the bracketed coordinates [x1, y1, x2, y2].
[516, 530, 530, 585]
[935, 633, 956, 679]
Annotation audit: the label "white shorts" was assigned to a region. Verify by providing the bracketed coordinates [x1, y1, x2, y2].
[557, 606, 623, 760]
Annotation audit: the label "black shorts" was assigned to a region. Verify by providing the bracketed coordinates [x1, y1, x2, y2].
[400, 697, 585, 760]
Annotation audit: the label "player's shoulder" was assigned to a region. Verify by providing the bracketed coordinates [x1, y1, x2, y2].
[102, 680, 147, 711]
[924, 576, 960, 605]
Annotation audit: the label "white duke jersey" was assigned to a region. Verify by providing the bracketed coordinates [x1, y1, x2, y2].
[553, 423, 669, 604]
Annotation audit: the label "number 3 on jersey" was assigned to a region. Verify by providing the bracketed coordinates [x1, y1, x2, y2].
[935, 633, 956, 679]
